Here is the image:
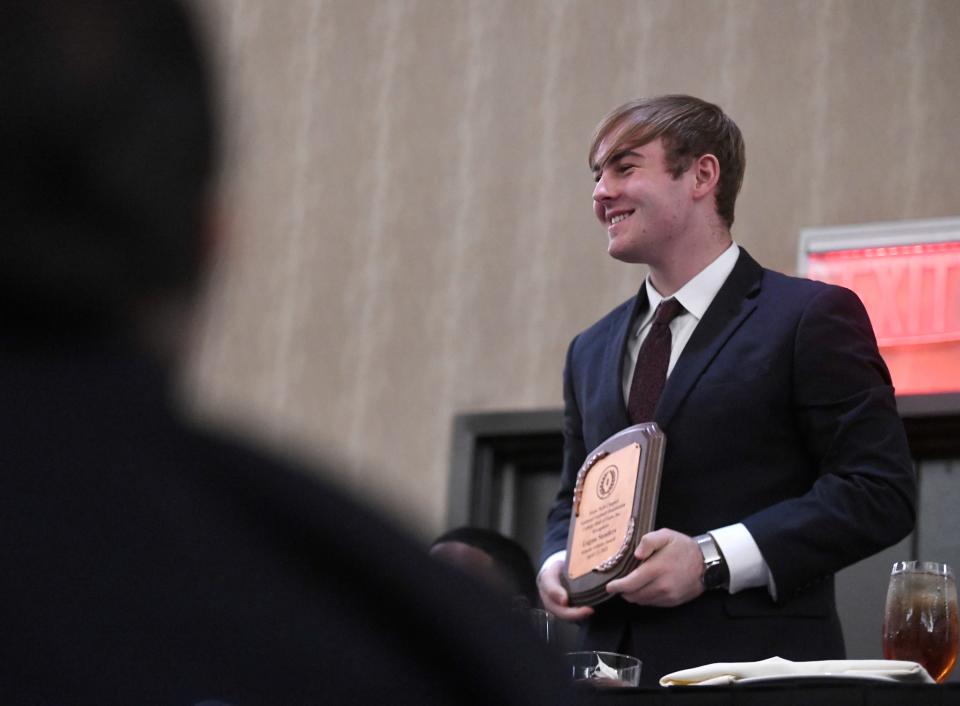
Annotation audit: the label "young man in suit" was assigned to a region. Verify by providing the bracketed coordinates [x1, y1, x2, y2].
[0, 2, 572, 703]
[538, 95, 916, 685]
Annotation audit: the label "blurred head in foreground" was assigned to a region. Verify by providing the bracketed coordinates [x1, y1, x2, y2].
[0, 0, 216, 348]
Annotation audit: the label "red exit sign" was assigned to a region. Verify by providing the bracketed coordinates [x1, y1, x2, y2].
[800, 219, 960, 397]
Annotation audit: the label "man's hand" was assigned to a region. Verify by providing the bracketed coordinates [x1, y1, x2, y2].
[605, 528, 705, 607]
[537, 557, 594, 622]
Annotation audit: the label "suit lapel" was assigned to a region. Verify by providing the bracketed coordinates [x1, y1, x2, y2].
[599, 287, 648, 438]
[655, 249, 764, 428]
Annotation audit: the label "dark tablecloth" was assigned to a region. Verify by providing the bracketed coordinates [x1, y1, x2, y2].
[574, 682, 960, 705]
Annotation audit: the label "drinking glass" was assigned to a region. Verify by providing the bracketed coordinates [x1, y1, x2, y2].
[529, 608, 556, 644]
[882, 561, 959, 683]
[565, 651, 641, 688]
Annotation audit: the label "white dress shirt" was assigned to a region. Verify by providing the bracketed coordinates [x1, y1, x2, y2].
[543, 242, 776, 598]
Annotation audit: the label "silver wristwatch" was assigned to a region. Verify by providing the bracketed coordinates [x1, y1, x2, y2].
[694, 533, 729, 591]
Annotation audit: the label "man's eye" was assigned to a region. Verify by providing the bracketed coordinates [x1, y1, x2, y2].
[617, 164, 635, 174]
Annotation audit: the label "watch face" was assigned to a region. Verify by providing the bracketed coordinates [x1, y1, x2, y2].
[703, 561, 726, 590]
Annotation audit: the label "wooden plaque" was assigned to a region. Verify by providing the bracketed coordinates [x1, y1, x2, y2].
[562, 423, 665, 607]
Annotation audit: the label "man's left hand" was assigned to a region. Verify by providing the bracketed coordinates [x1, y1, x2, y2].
[605, 528, 704, 607]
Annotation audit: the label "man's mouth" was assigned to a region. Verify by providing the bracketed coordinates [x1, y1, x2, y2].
[609, 210, 634, 226]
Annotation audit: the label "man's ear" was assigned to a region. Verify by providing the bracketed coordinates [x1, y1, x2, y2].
[691, 153, 720, 200]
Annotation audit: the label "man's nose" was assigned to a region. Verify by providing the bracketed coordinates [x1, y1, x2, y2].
[593, 172, 614, 202]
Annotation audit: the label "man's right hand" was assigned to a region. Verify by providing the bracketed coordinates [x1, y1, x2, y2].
[537, 557, 594, 622]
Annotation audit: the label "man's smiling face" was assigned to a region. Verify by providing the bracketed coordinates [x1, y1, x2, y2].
[591, 137, 696, 266]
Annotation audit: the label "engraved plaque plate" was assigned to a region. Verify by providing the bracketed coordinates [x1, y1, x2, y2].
[567, 442, 640, 581]
[563, 422, 665, 607]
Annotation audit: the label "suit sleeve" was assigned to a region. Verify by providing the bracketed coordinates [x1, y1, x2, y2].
[539, 336, 587, 567]
[742, 285, 916, 600]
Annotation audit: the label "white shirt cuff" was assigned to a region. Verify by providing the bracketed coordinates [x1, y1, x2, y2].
[709, 523, 778, 600]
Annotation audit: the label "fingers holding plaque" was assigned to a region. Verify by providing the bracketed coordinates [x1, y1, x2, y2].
[563, 423, 665, 607]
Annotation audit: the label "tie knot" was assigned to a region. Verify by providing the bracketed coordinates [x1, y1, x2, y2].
[653, 298, 684, 326]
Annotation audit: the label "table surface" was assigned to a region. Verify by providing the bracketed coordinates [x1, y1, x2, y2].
[574, 681, 960, 705]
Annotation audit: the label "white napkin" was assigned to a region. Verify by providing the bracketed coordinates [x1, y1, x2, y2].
[589, 654, 622, 681]
[659, 656, 935, 686]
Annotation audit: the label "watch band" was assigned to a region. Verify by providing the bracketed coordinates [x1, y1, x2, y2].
[694, 533, 729, 591]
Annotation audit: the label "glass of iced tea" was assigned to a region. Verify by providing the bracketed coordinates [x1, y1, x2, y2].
[882, 561, 959, 683]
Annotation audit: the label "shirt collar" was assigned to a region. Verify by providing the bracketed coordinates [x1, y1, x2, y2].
[642, 241, 740, 322]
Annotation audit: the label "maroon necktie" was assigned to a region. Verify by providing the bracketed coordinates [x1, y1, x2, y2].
[627, 298, 685, 425]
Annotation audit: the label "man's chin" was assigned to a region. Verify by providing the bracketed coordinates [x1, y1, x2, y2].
[607, 241, 645, 264]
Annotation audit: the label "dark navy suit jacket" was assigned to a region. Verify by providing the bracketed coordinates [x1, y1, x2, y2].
[542, 248, 916, 685]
